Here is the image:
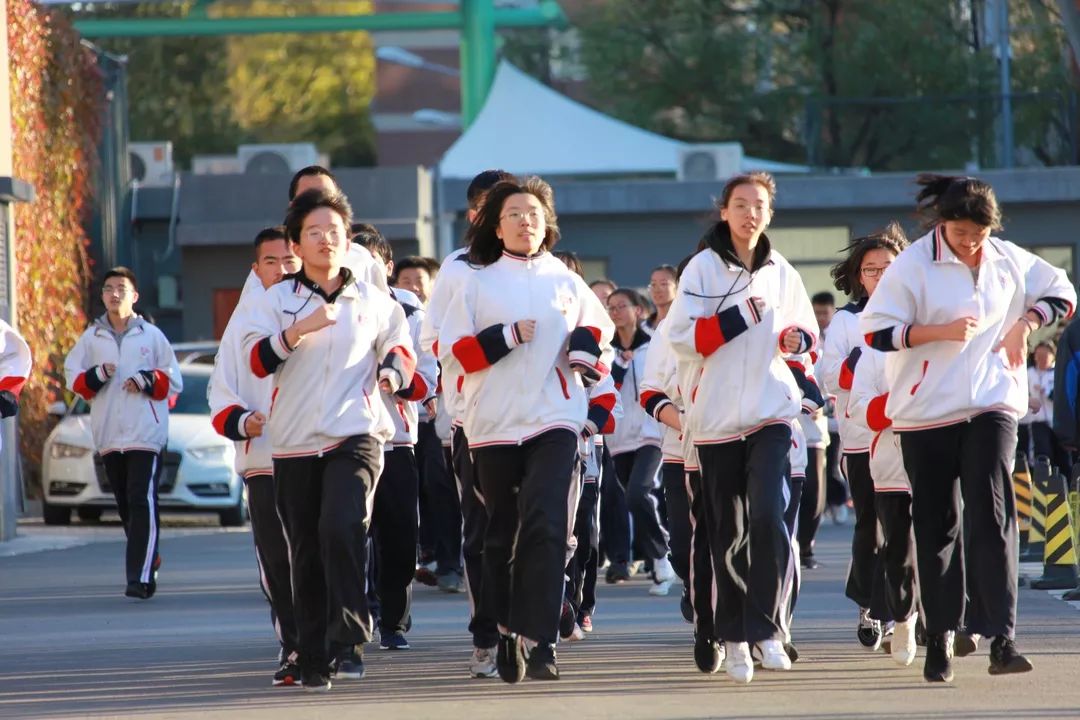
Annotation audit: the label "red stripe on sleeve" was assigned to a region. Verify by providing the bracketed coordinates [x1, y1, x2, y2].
[694, 315, 725, 357]
[866, 393, 891, 432]
[640, 389, 663, 411]
[838, 359, 855, 391]
[388, 345, 417, 382]
[212, 404, 243, 437]
[402, 373, 430, 402]
[250, 342, 271, 378]
[452, 336, 491, 373]
[591, 392, 618, 434]
[72, 372, 96, 400]
[0, 376, 26, 397]
[150, 370, 171, 401]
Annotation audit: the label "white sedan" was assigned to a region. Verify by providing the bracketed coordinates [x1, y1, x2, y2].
[41, 364, 246, 527]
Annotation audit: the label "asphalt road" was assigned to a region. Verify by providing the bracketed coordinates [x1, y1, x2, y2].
[1, 518, 1078, 720]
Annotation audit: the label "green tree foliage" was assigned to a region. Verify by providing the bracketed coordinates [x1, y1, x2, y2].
[69, 1, 377, 167]
[574, 0, 1072, 170]
[73, 2, 245, 168]
[220, 1, 377, 167]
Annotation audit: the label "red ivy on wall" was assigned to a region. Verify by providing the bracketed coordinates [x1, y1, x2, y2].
[8, 0, 102, 482]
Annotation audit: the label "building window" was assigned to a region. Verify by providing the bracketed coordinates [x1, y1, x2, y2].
[579, 257, 610, 284]
[767, 227, 850, 299]
[1028, 245, 1073, 282]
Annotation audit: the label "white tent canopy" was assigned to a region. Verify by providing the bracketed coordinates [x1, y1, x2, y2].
[438, 61, 808, 180]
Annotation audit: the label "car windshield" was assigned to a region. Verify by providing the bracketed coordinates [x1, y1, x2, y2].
[172, 373, 210, 415]
[70, 372, 210, 416]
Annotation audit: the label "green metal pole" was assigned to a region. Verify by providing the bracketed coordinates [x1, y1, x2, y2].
[72, 6, 566, 38]
[75, 12, 464, 37]
[460, 0, 495, 127]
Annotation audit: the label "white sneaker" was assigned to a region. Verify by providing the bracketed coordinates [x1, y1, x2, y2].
[891, 614, 918, 666]
[653, 556, 677, 583]
[759, 639, 792, 670]
[569, 624, 586, 642]
[649, 578, 674, 596]
[469, 646, 498, 678]
[726, 642, 754, 684]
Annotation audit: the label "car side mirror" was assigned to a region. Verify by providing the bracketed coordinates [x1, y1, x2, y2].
[47, 401, 68, 416]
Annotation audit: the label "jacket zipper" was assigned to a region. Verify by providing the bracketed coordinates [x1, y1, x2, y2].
[520, 258, 535, 445]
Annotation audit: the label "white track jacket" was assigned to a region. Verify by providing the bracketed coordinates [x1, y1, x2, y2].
[664, 238, 818, 444]
[846, 347, 910, 493]
[209, 271, 274, 478]
[0, 319, 32, 456]
[860, 226, 1076, 431]
[65, 316, 182, 454]
[438, 250, 614, 448]
[243, 269, 415, 458]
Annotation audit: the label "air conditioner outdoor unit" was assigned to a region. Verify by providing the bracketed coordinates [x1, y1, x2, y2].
[192, 154, 242, 175]
[677, 143, 744, 182]
[237, 143, 320, 175]
[129, 141, 175, 186]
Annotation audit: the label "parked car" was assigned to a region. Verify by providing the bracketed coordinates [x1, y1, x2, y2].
[173, 340, 220, 367]
[41, 364, 245, 527]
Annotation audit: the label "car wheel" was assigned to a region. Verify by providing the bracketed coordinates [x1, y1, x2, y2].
[219, 497, 246, 527]
[43, 501, 72, 526]
[77, 507, 103, 522]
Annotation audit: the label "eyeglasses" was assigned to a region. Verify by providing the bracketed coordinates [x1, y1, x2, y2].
[501, 210, 544, 225]
[303, 225, 344, 242]
[102, 285, 130, 297]
[861, 266, 890, 278]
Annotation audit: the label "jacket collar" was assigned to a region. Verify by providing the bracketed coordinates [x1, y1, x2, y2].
[706, 221, 775, 272]
[289, 267, 356, 303]
[931, 224, 1005, 266]
[613, 325, 652, 352]
[839, 296, 869, 315]
[501, 248, 547, 262]
[94, 313, 145, 338]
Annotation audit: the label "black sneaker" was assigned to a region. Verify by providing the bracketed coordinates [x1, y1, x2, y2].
[923, 633, 954, 683]
[559, 600, 577, 640]
[124, 582, 152, 600]
[988, 636, 1033, 675]
[800, 554, 820, 570]
[857, 608, 883, 650]
[525, 642, 559, 681]
[680, 586, 694, 624]
[380, 631, 410, 651]
[273, 661, 301, 687]
[301, 671, 331, 692]
[605, 562, 630, 584]
[334, 646, 366, 680]
[954, 632, 980, 657]
[496, 633, 525, 684]
[693, 633, 722, 674]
